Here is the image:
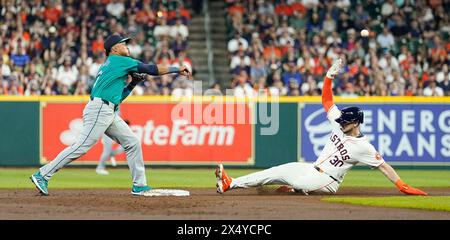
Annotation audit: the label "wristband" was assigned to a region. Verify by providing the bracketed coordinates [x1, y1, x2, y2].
[325, 73, 335, 79]
[168, 67, 180, 74]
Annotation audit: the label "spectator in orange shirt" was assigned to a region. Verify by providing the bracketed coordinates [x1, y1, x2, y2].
[430, 47, 447, 63]
[348, 61, 360, 76]
[291, 0, 306, 14]
[155, 2, 169, 19]
[136, 4, 156, 26]
[43, 2, 62, 23]
[275, 0, 293, 16]
[168, 6, 191, 24]
[312, 55, 326, 76]
[263, 42, 282, 60]
[92, 35, 104, 55]
[179, 6, 191, 20]
[228, 2, 245, 16]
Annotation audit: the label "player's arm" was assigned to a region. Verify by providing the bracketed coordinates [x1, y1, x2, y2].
[377, 162, 428, 196]
[137, 63, 191, 76]
[358, 144, 427, 196]
[322, 58, 343, 112]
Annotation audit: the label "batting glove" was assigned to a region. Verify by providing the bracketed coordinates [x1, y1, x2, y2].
[326, 58, 343, 79]
[395, 179, 428, 196]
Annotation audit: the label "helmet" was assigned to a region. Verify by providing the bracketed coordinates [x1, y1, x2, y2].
[335, 106, 364, 125]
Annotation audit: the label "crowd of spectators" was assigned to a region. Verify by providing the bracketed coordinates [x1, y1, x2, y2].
[0, 0, 195, 97]
[226, 0, 450, 97]
[1, 0, 449, 98]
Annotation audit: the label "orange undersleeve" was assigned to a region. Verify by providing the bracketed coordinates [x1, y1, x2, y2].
[322, 77, 334, 112]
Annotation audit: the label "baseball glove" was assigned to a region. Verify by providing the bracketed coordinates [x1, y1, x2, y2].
[131, 72, 147, 83]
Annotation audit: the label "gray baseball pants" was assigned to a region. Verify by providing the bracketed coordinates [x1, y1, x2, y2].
[39, 97, 147, 187]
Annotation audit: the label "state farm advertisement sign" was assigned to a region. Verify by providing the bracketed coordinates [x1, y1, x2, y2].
[42, 102, 252, 164]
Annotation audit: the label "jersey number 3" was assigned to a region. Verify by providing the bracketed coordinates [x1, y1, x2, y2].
[330, 156, 344, 167]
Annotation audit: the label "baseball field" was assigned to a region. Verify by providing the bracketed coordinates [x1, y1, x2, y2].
[0, 167, 449, 220]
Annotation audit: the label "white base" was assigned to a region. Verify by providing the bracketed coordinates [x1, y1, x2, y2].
[134, 189, 190, 197]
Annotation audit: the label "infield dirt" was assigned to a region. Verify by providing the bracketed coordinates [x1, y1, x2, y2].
[1, 188, 449, 220]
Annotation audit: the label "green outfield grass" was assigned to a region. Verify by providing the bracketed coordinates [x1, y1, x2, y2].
[0, 168, 449, 189]
[322, 196, 450, 212]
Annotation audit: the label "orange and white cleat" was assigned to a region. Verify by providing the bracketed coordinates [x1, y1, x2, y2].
[215, 164, 232, 194]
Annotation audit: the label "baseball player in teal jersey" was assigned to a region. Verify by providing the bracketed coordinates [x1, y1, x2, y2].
[30, 34, 190, 196]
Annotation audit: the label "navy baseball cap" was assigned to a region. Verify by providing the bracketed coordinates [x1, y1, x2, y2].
[104, 34, 131, 55]
[335, 106, 364, 124]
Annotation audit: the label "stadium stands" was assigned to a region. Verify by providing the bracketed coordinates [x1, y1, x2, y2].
[0, 0, 193, 96]
[0, 0, 449, 97]
[225, 0, 450, 96]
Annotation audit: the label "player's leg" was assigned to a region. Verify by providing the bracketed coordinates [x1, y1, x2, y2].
[108, 145, 123, 167]
[98, 134, 114, 168]
[104, 115, 147, 188]
[215, 163, 293, 193]
[230, 162, 299, 188]
[111, 145, 124, 156]
[39, 101, 114, 181]
[96, 134, 114, 175]
[224, 162, 338, 194]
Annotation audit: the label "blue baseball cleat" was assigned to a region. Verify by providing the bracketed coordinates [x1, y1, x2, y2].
[131, 185, 153, 196]
[30, 171, 49, 196]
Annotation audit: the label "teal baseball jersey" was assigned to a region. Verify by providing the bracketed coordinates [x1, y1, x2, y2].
[91, 55, 142, 105]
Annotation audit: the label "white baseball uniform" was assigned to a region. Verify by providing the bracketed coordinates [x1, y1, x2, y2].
[230, 105, 385, 194]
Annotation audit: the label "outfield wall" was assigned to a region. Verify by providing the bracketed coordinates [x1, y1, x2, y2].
[0, 96, 449, 167]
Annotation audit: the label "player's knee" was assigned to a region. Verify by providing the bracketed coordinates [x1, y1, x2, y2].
[124, 136, 140, 150]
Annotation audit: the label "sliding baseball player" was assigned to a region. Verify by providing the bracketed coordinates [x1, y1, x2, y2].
[30, 34, 190, 196]
[216, 58, 427, 196]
